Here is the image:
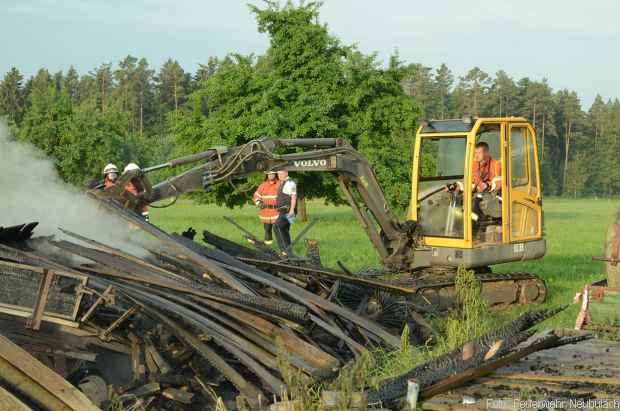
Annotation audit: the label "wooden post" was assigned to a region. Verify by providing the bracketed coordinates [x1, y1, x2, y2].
[406, 379, 420, 410]
[320, 390, 367, 410]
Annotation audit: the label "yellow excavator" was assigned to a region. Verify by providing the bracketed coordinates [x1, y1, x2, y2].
[92, 117, 547, 308]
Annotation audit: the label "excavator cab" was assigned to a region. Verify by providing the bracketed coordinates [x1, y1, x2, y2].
[408, 117, 545, 268]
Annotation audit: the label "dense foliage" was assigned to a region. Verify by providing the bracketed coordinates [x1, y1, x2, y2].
[1, 2, 619, 204]
[173, 3, 420, 208]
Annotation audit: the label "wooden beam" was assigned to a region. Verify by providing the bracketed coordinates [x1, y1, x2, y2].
[26, 269, 54, 331]
[0, 333, 100, 411]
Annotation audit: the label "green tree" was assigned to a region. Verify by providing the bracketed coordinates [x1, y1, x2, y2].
[55, 106, 148, 185]
[457, 67, 491, 116]
[194, 56, 225, 87]
[433, 64, 453, 119]
[92, 63, 114, 112]
[0, 67, 26, 126]
[486, 70, 517, 116]
[18, 69, 71, 156]
[173, 2, 420, 210]
[521, 80, 555, 162]
[555, 90, 581, 193]
[64, 66, 80, 104]
[401, 63, 435, 117]
[114, 56, 156, 135]
[564, 150, 590, 198]
[157, 58, 187, 128]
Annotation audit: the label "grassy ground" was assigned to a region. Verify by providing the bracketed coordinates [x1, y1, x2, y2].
[151, 198, 618, 330]
[150, 198, 618, 404]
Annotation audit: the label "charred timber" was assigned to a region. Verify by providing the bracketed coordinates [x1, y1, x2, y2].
[366, 306, 567, 407]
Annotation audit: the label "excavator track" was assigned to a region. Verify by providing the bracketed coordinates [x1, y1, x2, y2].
[396, 267, 547, 311]
[244, 259, 547, 311]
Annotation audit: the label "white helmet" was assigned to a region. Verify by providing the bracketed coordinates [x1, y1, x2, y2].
[124, 163, 140, 173]
[103, 163, 119, 176]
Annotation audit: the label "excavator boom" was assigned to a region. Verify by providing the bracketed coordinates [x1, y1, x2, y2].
[144, 138, 417, 270]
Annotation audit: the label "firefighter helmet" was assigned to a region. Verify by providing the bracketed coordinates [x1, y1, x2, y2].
[103, 163, 119, 176]
[124, 163, 140, 173]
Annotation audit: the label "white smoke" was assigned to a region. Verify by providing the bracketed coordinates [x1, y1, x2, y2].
[0, 122, 148, 255]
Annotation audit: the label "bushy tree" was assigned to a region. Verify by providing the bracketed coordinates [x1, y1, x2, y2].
[173, 2, 421, 210]
[18, 69, 71, 156]
[0, 67, 26, 126]
[55, 107, 149, 185]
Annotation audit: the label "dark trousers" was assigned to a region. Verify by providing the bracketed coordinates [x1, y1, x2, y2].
[472, 195, 483, 218]
[275, 214, 291, 251]
[263, 223, 273, 241]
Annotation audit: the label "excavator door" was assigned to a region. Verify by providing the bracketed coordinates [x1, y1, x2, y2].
[506, 123, 542, 242]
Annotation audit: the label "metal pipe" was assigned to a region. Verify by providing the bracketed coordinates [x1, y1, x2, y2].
[142, 150, 218, 173]
[277, 138, 342, 148]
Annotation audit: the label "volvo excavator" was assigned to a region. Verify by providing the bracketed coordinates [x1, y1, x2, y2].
[91, 117, 547, 309]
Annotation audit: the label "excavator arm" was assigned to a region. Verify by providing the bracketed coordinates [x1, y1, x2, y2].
[105, 138, 418, 270]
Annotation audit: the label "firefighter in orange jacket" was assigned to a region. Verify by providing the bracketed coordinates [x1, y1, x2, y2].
[253, 171, 279, 245]
[123, 163, 150, 222]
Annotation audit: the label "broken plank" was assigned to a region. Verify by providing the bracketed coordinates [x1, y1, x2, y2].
[95, 199, 255, 294]
[161, 388, 194, 404]
[0, 333, 100, 411]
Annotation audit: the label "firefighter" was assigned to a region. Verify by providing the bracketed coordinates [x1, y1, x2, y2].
[123, 163, 150, 222]
[275, 170, 297, 253]
[252, 171, 279, 245]
[102, 164, 119, 188]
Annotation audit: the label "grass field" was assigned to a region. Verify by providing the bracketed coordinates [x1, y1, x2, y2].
[151, 198, 619, 329]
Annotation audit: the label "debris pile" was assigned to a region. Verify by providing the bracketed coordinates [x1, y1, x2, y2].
[0, 204, 590, 410]
[0, 200, 407, 410]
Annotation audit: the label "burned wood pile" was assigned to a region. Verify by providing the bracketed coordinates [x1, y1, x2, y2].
[0, 206, 592, 411]
[0, 204, 406, 410]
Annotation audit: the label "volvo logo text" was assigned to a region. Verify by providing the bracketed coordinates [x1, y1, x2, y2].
[293, 159, 328, 167]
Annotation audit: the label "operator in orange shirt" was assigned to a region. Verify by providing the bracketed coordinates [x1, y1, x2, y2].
[455, 141, 502, 220]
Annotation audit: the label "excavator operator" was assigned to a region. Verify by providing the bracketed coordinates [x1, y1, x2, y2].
[450, 141, 501, 221]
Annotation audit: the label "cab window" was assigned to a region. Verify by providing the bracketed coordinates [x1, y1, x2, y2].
[528, 131, 539, 195]
[476, 124, 501, 160]
[417, 137, 467, 238]
[418, 137, 467, 192]
[510, 128, 528, 187]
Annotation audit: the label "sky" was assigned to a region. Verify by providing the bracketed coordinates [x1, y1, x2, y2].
[2, 0, 619, 108]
